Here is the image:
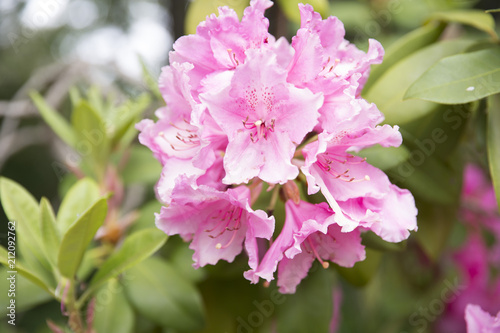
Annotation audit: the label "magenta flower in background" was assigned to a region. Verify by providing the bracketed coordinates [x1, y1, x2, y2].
[465, 304, 500, 333]
[437, 165, 500, 333]
[137, 0, 418, 293]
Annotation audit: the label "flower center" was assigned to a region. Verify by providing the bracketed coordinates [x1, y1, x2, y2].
[242, 116, 276, 143]
[204, 207, 243, 249]
[159, 119, 200, 152]
[316, 152, 370, 183]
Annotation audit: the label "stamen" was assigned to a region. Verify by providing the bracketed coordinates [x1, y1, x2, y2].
[307, 238, 329, 269]
[227, 49, 239, 67]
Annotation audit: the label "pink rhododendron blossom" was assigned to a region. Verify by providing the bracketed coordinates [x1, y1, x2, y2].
[245, 200, 365, 293]
[156, 178, 274, 269]
[465, 304, 500, 333]
[137, 0, 418, 292]
[200, 48, 323, 184]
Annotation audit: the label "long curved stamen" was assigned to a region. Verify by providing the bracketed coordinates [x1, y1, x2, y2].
[307, 237, 329, 269]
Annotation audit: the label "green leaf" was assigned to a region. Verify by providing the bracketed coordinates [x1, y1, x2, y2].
[122, 146, 162, 184]
[0, 178, 52, 273]
[58, 198, 108, 278]
[107, 94, 150, 147]
[128, 200, 162, 233]
[30, 91, 77, 147]
[124, 257, 205, 331]
[277, 265, 335, 333]
[487, 94, 500, 213]
[93, 279, 135, 333]
[57, 177, 101, 234]
[414, 200, 457, 261]
[71, 101, 110, 177]
[0, 267, 52, 316]
[277, 0, 328, 24]
[364, 22, 446, 93]
[335, 248, 382, 287]
[387, 154, 461, 205]
[405, 47, 500, 104]
[364, 39, 475, 125]
[69, 86, 82, 106]
[87, 85, 105, 116]
[185, 0, 248, 35]
[426, 10, 498, 40]
[88, 228, 167, 294]
[355, 145, 410, 171]
[0, 247, 54, 295]
[140, 57, 162, 101]
[39, 198, 61, 271]
[361, 231, 406, 252]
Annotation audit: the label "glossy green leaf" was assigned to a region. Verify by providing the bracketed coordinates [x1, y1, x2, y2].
[355, 145, 410, 171]
[0, 247, 54, 295]
[93, 279, 135, 333]
[426, 10, 498, 40]
[39, 198, 61, 271]
[405, 47, 500, 104]
[88, 228, 167, 293]
[57, 177, 101, 233]
[487, 94, 500, 213]
[30, 91, 77, 147]
[0, 178, 51, 272]
[124, 257, 205, 331]
[122, 146, 162, 184]
[364, 23, 446, 93]
[58, 198, 108, 278]
[277, 265, 335, 333]
[71, 101, 110, 176]
[185, 0, 248, 35]
[335, 248, 382, 287]
[364, 40, 475, 125]
[277, 0, 328, 24]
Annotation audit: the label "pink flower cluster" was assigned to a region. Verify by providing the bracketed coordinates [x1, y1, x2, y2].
[137, 0, 417, 293]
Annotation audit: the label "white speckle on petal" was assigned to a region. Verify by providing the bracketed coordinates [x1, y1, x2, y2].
[466, 86, 475, 92]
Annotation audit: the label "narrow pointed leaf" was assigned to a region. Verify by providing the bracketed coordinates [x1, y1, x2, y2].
[58, 198, 108, 278]
[487, 94, 500, 213]
[88, 228, 167, 293]
[405, 47, 500, 104]
[39, 198, 61, 270]
[71, 101, 110, 175]
[30, 91, 77, 147]
[57, 177, 100, 233]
